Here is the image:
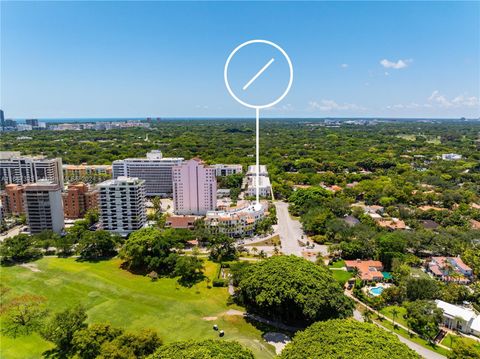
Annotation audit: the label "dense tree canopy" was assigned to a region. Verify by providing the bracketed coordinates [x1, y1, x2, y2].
[404, 300, 443, 341]
[148, 339, 254, 359]
[119, 228, 180, 274]
[279, 319, 419, 359]
[236, 255, 353, 325]
[0, 234, 42, 264]
[73, 324, 161, 359]
[448, 338, 480, 359]
[77, 230, 121, 260]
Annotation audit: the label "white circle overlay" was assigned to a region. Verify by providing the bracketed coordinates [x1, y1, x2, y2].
[224, 39, 293, 109]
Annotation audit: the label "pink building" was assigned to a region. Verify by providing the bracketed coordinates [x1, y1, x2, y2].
[172, 159, 217, 215]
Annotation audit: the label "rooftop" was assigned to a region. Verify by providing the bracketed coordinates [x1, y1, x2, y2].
[435, 300, 476, 322]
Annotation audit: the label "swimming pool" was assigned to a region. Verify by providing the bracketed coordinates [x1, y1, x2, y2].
[369, 286, 384, 296]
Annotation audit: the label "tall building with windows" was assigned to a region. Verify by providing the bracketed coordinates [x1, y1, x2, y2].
[62, 183, 98, 219]
[0, 152, 63, 187]
[98, 177, 146, 236]
[0, 109, 4, 131]
[172, 159, 216, 215]
[112, 150, 183, 197]
[1, 184, 25, 215]
[24, 181, 64, 234]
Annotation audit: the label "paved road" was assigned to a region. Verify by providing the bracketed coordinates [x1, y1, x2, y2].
[378, 322, 446, 359]
[0, 225, 25, 242]
[274, 201, 303, 256]
[349, 292, 447, 359]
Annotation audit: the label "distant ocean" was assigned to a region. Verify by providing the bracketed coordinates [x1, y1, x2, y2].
[12, 117, 476, 124]
[17, 118, 146, 124]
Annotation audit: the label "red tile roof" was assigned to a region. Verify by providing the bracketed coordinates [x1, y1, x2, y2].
[345, 260, 384, 281]
[452, 257, 472, 272]
[166, 216, 197, 229]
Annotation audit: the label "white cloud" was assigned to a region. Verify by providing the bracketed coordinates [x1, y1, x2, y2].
[387, 91, 479, 111]
[428, 90, 479, 108]
[308, 100, 366, 112]
[340, 63, 349, 68]
[380, 58, 412, 69]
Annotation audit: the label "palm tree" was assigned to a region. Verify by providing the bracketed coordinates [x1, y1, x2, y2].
[364, 309, 373, 323]
[391, 308, 399, 328]
[152, 196, 162, 215]
[273, 245, 280, 256]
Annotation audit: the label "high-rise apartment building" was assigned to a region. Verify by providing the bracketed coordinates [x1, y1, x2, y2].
[172, 159, 217, 215]
[1, 184, 25, 215]
[62, 183, 98, 219]
[112, 150, 183, 197]
[0, 109, 4, 131]
[26, 119, 39, 127]
[98, 177, 146, 236]
[24, 181, 64, 234]
[0, 152, 64, 187]
[212, 164, 243, 177]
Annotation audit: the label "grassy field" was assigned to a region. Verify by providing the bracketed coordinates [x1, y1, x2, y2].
[328, 260, 345, 269]
[329, 269, 353, 286]
[355, 305, 450, 357]
[380, 305, 408, 327]
[0, 257, 276, 359]
[441, 333, 480, 350]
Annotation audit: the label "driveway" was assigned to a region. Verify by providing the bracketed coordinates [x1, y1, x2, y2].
[274, 201, 303, 256]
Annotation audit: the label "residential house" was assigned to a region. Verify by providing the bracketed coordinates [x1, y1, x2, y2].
[345, 260, 385, 282]
[435, 300, 480, 337]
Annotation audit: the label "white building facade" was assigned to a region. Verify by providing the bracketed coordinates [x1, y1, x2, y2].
[212, 164, 243, 177]
[245, 164, 272, 198]
[98, 177, 146, 236]
[205, 203, 265, 238]
[24, 181, 64, 234]
[435, 300, 480, 337]
[172, 159, 216, 215]
[112, 150, 183, 197]
[0, 152, 64, 187]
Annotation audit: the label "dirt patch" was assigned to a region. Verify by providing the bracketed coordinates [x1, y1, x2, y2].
[18, 263, 41, 272]
[263, 332, 291, 354]
[224, 309, 244, 316]
[202, 316, 218, 321]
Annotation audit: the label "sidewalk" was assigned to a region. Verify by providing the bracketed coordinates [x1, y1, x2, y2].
[346, 290, 449, 358]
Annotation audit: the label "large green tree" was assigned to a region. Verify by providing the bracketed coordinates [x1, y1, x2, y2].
[173, 255, 204, 286]
[77, 230, 121, 260]
[119, 228, 179, 273]
[148, 339, 254, 359]
[448, 338, 480, 359]
[236, 255, 353, 325]
[0, 234, 42, 264]
[406, 278, 440, 301]
[404, 300, 443, 341]
[41, 305, 88, 357]
[280, 319, 419, 359]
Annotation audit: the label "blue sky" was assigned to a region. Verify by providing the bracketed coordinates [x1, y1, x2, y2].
[1, 1, 479, 119]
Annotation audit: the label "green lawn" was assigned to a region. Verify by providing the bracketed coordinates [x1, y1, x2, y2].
[442, 333, 480, 350]
[0, 257, 276, 359]
[380, 305, 408, 327]
[409, 267, 430, 279]
[329, 269, 353, 285]
[328, 260, 345, 269]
